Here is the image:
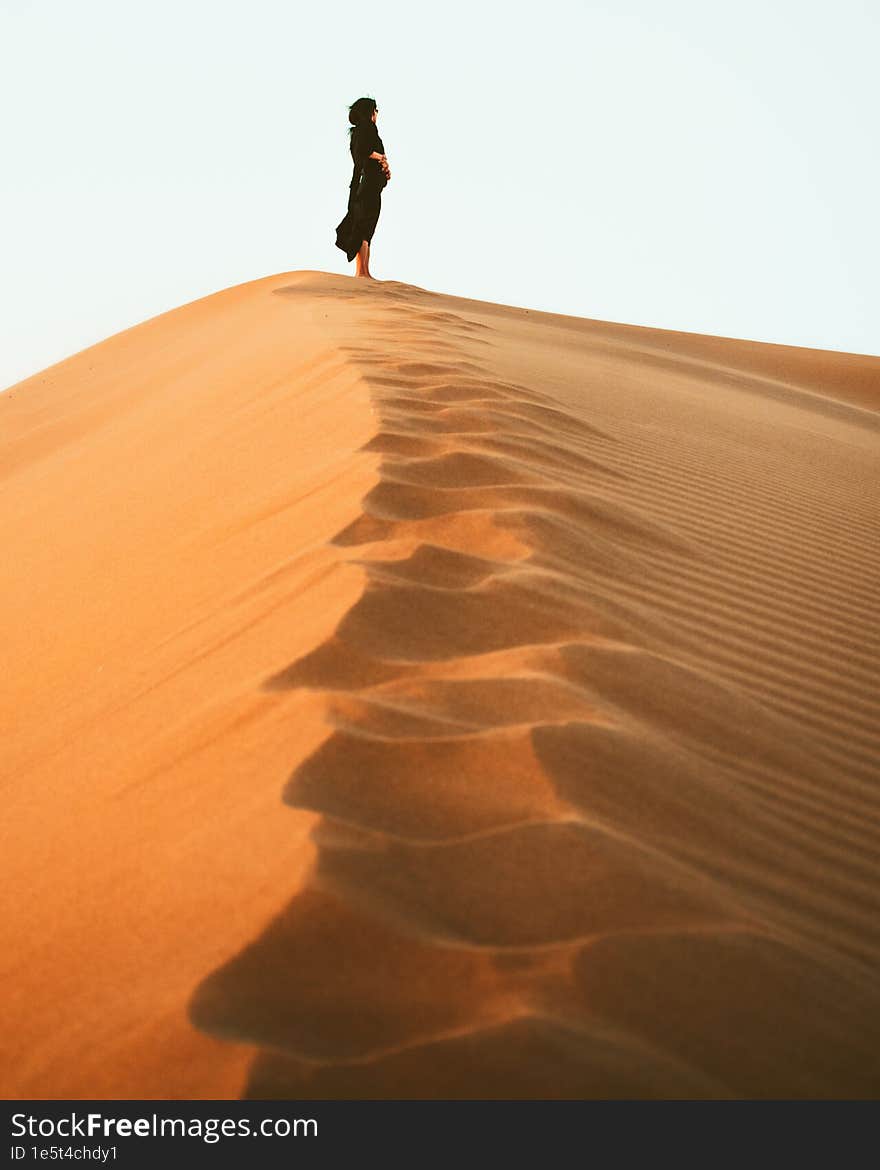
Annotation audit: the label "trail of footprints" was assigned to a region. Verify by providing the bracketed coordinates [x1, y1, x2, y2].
[190, 291, 880, 1098]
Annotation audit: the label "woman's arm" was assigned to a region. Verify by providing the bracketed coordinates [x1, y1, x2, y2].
[366, 148, 391, 182]
[352, 127, 374, 169]
[353, 126, 390, 177]
[366, 124, 389, 170]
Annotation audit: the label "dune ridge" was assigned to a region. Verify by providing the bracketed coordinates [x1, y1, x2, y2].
[187, 274, 880, 1098]
[0, 275, 379, 1097]
[2, 271, 878, 1098]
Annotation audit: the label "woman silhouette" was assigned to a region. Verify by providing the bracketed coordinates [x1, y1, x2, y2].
[335, 97, 391, 279]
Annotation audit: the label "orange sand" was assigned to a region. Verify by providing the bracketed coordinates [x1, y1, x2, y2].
[1, 271, 879, 1098]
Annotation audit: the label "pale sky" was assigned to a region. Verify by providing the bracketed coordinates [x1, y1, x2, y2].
[2, 0, 878, 391]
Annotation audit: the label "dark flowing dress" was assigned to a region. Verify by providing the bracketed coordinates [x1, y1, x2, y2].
[335, 121, 387, 261]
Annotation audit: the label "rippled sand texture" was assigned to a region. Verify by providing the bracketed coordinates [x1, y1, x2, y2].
[3, 270, 879, 1098]
[191, 273, 880, 1098]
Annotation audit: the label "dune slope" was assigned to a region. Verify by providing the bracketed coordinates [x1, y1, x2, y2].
[3, 271, 879, 1098]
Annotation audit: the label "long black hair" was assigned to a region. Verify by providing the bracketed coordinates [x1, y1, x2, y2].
[347, 96, 377, 138]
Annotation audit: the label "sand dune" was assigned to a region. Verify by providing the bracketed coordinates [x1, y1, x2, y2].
[2, 270, 879, 1098]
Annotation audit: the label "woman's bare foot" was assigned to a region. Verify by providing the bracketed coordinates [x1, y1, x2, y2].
[355, 240, 373, 278]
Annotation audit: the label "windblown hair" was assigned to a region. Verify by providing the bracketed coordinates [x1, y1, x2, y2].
[347, 96, 377, 138]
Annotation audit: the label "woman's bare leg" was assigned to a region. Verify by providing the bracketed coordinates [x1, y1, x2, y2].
[355, 240, 373, 279]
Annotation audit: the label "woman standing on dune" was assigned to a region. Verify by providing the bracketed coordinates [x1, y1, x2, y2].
[335, 97, 391, 279]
